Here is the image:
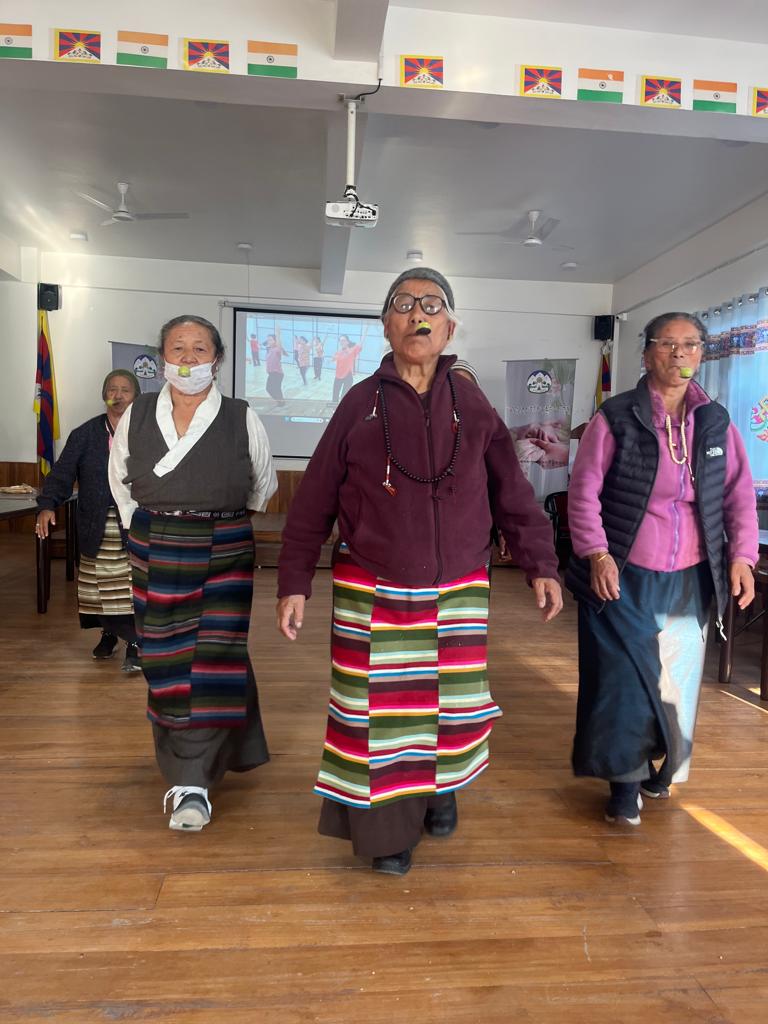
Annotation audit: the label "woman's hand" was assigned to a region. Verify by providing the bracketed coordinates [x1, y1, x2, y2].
[35, 509, 56, 539]
[277, 595, 306, 640]
[532, 578, 563, 622]
[730, 561, 755, 610]
[589, 551, 620, 601]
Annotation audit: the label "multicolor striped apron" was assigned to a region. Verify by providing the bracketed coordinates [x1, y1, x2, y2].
[128, 510, 254, 730]
[316, 545, 502, 808]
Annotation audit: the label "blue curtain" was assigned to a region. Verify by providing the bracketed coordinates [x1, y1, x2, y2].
[697, 290, 768, 509]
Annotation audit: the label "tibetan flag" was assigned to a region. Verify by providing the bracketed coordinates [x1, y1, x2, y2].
[595, 351, 611, 410]
[401, 55, 444, 89]
[752, 88, 768, 117]
[248, 40, 298, 78]
[116, 31, 168, 70]
[55, 29, 101, 63]
[184, 38, 230, 73]
[0, 23, 32, 60]
[693, 79, 737, 113]
[34, 311, 60, 477]
[641, 76, 682, 108]
[521, 66, 562, 99]
[577, 68, 624, 104]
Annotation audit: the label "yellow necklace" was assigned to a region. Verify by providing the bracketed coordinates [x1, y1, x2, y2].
[664, 403, 694, 482]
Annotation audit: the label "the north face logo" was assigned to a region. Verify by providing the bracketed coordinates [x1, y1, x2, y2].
[705, 446, 724, 457]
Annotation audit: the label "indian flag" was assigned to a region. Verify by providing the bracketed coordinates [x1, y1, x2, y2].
[248, 40, 298, 79]
[692, 79, 737, 113]
[0, 23, 32, 60]
[116, 31, 168, 70]
[577, 68, 624, 104]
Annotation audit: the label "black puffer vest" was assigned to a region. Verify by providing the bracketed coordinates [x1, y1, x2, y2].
[565, 376, 730, 621]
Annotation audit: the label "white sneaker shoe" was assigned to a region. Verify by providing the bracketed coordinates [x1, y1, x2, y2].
[163, 786, 212, 831]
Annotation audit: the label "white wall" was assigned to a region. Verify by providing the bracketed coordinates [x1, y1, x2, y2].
[0, 251, 611, 464]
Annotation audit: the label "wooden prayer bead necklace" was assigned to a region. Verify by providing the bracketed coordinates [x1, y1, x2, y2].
[664, 403, 695, 483]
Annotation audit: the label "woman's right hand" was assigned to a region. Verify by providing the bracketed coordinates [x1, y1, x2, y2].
[35, 509, 56, 539]
[589, 551, 620, 601]
[277, 595, 306, 640]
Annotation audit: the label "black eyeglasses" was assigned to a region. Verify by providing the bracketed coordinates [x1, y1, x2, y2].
[389, 293, 446, 315]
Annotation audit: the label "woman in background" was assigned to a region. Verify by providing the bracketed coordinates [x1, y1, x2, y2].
[265, 332, 288, 407]
[36, 370, 141, 672]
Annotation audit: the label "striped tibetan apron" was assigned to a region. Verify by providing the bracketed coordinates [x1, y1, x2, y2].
[128, 509, 254, 730]
[77, 508, 133, 618]
[316, 544, 502, 808]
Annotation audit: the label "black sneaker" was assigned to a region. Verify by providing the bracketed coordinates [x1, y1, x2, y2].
[372, 849, 412, 876]
[92, 632, 118, 660]
[605, 782, 643, 825]
[424, 792, 458, 837]
[121, 642, 142, 674]
[640, 779, 670, 799]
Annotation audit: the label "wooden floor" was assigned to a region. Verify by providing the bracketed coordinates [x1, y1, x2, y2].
[2, 534, 768, 1024]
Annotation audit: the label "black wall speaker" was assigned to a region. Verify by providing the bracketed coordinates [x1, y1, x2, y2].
[593, 314, 614, 342]
[37, 283, 61, 311]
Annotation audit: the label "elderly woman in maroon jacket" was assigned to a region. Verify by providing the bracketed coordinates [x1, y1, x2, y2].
[276, 267, 562, 876]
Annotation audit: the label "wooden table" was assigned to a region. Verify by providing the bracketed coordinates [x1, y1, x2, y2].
[719, 528, 768, 698]
[0, 494, 77, 613]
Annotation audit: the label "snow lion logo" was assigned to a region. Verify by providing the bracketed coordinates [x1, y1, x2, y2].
[133, 354, 158, 379]
[526, 370, 552, 394]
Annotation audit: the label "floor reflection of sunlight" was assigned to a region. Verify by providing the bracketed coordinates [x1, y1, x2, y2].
[719, 688, 768, 713]
[682, 803, 768, 872]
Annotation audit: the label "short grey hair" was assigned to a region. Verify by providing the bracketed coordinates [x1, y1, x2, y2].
[159, 314, 225, 358]
[643, 312, 707, 349]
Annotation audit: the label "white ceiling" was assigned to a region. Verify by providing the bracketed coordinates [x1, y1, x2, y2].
[393, 0, 768, 44]
[2, 79, 768, 285]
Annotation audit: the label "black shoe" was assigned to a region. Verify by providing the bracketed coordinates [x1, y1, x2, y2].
[605, 782, 642, 825]
[424, 792, 458, 837]
[121, 642, 142, 674]
[92, 632, 118, 660]
[372, 849, 412, 876]
[640, 761, 670, 799]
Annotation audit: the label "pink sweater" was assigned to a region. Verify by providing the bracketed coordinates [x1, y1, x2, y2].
[569, 381, 758, 572]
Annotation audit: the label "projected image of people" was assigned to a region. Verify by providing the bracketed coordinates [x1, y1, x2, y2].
[234, 309, 386, 458]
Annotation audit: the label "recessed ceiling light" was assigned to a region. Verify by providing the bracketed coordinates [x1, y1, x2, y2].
[236, 242, 252, 251]
[405, 248, 423, 262]
[560, 260, 578, 269]
[69, 231, 88, 241]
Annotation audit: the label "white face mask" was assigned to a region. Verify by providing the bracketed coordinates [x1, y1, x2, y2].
[163, 361, 215, 395]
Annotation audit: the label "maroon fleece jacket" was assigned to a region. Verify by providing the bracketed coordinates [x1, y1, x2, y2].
[277, 353, 559, 598]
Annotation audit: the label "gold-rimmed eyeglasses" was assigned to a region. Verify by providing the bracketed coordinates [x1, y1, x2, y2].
[650, 338, 702, 354]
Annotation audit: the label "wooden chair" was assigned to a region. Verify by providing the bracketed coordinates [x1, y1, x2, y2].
[718, 562, 768, 701]
[543, 490, 571, 567]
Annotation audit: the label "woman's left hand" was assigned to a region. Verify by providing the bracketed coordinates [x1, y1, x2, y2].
[729, 561, 755, 610]
[532, 578, 563, 622]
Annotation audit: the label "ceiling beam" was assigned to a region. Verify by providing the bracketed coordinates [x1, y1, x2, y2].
[319, 107, 369, 294]
[333, 0, 389, 63]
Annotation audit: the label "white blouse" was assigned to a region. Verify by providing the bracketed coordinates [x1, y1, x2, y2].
[108, 383, 277, 528]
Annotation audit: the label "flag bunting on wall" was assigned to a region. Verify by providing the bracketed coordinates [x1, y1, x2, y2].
[116, 31, 169, 70]
[54, 29, 101, 62]
[248, 40, 298, 78]
[184, 39, 230, 73]
[401, 55, 444, 88]
[0, 22, 32, 59]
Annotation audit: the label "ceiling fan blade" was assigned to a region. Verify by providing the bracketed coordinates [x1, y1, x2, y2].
[549, 242, 574, 251]
[76, 191, 114, 213]
[132, 212, 190, 221]
[99, 218, 118, 227]
[536, 217, 560, 241]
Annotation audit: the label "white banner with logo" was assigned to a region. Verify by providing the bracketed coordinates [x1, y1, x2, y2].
[110, 341, 163, 394]
[504, 358, 576, 502]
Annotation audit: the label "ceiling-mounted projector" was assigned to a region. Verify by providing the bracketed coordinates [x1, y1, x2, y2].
[325, 100, 378, 229]
[325, 186, 378, 228]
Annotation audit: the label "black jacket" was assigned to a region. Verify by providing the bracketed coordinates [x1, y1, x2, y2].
[37, 414, 120, 558]
[565, 375, 730, 620]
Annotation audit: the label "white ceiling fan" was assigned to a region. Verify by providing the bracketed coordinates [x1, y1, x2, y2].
[75, 181, 190, 227]
[457, 209, 573, 250]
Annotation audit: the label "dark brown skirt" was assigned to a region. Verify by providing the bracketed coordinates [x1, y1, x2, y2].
[318, 792, 455, 858]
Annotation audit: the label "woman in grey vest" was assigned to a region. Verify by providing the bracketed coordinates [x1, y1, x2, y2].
[566, 312, 758, 825]
[109, 315, 277, 831]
